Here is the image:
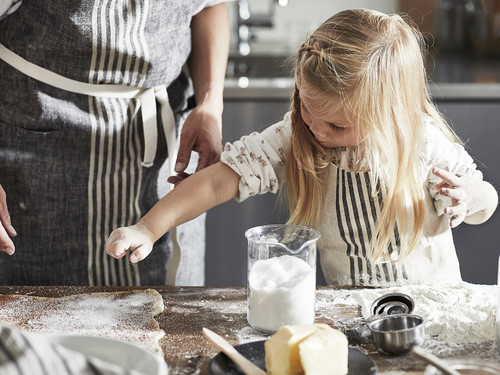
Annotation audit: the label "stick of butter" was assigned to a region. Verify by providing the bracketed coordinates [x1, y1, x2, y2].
[264, 323, 348, 375]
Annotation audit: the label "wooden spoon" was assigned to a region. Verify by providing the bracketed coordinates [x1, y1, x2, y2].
[202, 327, 267, 375]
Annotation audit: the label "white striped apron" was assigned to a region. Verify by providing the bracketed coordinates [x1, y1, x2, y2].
[317, 165, 409, 286]
[0, 43, 182, 285]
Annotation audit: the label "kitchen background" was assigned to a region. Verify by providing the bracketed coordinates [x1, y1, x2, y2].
[205, 0, 500, 286]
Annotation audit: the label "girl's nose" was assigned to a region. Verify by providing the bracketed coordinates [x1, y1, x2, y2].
[309, 120, 327, 138]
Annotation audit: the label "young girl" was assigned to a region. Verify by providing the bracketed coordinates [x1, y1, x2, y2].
[106, 9, 498, 286]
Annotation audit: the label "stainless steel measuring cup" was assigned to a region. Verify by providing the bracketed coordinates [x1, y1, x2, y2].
[367, 293, 424, 354]
[341, 292, 425, 354]
[368, 314, 425, 354]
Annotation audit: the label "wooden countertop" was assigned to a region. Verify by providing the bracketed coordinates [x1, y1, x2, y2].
[0, 285, 497, 375]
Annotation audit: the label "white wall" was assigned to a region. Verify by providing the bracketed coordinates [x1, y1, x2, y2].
[228, 0, 399, 54]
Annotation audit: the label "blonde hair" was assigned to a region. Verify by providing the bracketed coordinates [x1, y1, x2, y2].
[284, 8, 461, 262]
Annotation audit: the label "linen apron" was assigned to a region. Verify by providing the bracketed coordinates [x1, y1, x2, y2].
[315, 166, 408, 286]
[315, 164, 461, 286]
[0, 0, 222, 286]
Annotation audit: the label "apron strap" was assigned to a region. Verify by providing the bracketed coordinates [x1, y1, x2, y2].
[0, 43, 182, 285]
[155, 89, 181, 285]
[0, 43, 170, 168]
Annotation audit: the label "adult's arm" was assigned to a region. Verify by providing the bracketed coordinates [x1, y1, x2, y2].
[169, 3, 230, 184]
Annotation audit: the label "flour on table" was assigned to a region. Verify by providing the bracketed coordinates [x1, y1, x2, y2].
[238, 282, 497, 345]
[0, 289, 165, 354]
[315, 282, 499, 360]
[332, 282, 496, 344]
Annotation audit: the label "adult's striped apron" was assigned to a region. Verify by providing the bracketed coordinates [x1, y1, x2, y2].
[0, 0, 220, 286]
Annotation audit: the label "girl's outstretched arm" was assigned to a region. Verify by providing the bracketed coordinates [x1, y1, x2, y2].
[105, 162, 240, 263]
[433, 167, 499, 228]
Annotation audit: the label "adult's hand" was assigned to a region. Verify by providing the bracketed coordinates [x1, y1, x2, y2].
[168, 101, 222, 185]
[0, 184, 16, 255]
[168, 2, 228, 185]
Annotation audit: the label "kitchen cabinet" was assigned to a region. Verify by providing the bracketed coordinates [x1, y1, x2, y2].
[205, 85, 500, 286]
[206, 99, 291, 287]
[433, 99, 500, 285]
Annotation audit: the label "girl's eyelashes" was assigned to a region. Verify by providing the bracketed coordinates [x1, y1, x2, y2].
[328, 122, 345, 131]
[300, 99, 348, 132]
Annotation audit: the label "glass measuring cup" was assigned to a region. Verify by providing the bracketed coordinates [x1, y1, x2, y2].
[245, 224, 320, 332]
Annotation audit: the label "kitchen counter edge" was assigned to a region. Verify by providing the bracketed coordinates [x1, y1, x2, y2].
[224, 80, 500, 101]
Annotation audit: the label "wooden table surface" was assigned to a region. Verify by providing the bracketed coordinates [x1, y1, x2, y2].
[0, 285, 497, 375]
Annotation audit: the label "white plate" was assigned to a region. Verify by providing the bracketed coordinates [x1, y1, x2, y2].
[40, 334, 168, 375]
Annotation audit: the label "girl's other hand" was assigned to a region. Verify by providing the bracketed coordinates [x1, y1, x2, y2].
[105, 222, 155, 263]
[432, 167, 477, 228]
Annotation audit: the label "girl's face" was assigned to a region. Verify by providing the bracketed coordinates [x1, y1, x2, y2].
[299, 82, 359, 148]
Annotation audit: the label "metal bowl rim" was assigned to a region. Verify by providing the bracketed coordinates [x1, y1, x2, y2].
[370, 292, 416, 316]
[368, 314, 424, 333]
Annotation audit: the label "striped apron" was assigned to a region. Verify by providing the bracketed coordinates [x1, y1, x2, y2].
[0, 0, 218, 286]
[317, 165, 409, 286]
[317, 163, 461, 286]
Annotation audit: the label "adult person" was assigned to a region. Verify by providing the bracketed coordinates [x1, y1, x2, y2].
[0, 0, 229, 286]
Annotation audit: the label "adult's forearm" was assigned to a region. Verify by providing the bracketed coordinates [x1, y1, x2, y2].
[188, 2, 229, 113]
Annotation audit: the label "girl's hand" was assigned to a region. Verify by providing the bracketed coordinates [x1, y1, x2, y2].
[105, 222, 155, 263]
[432, 167, 480, 228]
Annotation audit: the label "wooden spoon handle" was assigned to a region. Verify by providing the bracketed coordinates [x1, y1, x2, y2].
[202, 328, 267, 375]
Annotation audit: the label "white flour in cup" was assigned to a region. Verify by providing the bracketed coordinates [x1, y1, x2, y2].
[247, 255, 315, 332]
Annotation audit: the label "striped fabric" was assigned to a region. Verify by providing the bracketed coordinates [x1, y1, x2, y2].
[86, 0, 151, 287]
[335, 169, 408, 286]
[88, 0, 150, 86]
[0, 325, 154, 375]
[0, 0, 221, 286]
[88, 96, 143, 286]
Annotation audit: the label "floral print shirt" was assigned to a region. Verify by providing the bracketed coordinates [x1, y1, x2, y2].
[221, 112, 483, 286]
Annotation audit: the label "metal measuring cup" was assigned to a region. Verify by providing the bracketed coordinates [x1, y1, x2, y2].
[367, 293, 424, 354]
[340, 292, 425, 355]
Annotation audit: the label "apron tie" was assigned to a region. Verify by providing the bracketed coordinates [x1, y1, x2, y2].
[0, 43, 181, 285]
[140, 85, 177, 169]
[0, 43, 174, 169]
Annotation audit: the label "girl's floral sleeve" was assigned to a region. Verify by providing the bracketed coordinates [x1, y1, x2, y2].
[221, 112, 292, 202]
[421, 117, 483, 215]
